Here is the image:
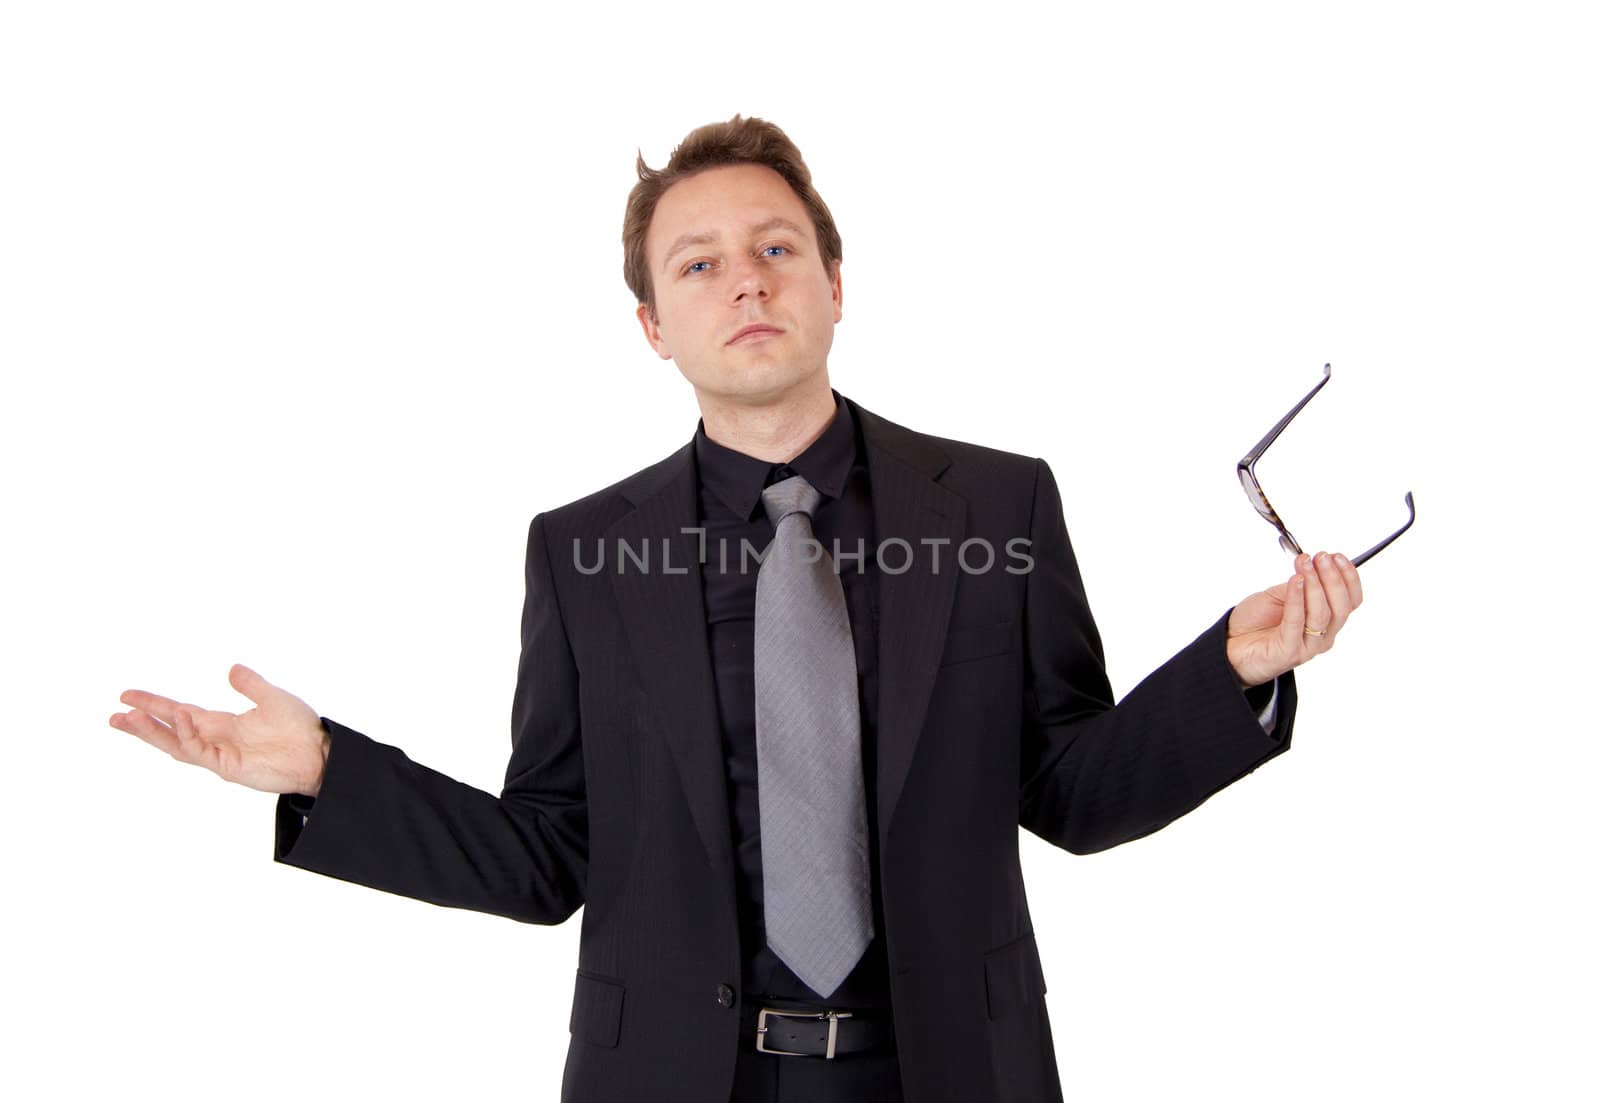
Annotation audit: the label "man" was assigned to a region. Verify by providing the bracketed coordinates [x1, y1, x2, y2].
[110, 115, 1363, 1102]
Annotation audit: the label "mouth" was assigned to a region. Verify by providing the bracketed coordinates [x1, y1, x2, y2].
[727, 325, 784, 346]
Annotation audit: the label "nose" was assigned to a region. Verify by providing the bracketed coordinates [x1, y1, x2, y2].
[726, 254, 771, 305]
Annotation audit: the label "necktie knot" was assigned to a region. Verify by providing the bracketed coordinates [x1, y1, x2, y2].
[760, 473, 822, 529]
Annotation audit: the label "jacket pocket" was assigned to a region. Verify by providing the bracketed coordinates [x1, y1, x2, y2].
[983, 931, 1047, 1021]
[569, 969, 625, 1048]
[938, 618, 1016, 667]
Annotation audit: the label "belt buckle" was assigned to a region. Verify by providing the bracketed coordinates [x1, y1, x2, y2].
[755, 1006, 854, 1059]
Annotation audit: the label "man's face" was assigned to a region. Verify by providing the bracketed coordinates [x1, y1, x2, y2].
[637, 163, 842, 404]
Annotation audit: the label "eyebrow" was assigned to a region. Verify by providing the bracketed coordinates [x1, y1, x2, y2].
[660, 216, 810, 274]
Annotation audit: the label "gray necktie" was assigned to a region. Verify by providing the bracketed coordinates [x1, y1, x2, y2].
[755, 473, 873, 999]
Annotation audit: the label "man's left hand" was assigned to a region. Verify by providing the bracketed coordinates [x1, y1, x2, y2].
[1227, 551, 1363, 688]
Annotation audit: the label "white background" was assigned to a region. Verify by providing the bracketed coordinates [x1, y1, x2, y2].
[4, 2, 1594, 1100]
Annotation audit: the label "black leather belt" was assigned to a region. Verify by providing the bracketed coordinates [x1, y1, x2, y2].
[750, 1004, 895, 1059]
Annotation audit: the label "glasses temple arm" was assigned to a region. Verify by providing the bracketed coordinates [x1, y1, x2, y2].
[1239, 363, 1333, 466]
[1350, 492, 1416, 568]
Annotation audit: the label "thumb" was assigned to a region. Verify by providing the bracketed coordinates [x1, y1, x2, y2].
[229, 663, 274, 706]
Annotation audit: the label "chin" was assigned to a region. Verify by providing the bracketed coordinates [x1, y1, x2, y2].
[688, 358, 818, 402]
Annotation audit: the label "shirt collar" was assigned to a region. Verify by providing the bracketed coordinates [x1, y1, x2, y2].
[693, 387, 857, 521]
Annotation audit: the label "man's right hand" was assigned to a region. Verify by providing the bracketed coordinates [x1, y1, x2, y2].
[110, 664, 330, 798]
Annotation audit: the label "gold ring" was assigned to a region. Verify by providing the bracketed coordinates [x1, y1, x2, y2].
[1303, 625, 1327, 638]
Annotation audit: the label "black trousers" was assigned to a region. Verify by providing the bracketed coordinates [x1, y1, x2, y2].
[730, 998, 905, 1102]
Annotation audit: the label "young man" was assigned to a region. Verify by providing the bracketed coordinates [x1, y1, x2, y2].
[111, 115, 1363, 1103]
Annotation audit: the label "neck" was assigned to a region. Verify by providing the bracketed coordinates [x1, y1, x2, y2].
[696, 375, 838, 463]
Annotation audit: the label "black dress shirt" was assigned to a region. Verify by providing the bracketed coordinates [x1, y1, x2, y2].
[692, 387, 892, 1011]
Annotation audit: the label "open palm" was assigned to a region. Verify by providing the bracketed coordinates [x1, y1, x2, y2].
[110, 664, 328, 797]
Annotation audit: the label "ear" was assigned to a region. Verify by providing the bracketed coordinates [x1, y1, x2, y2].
[830, 259, 843, 323]
[635, 302, 673, 361]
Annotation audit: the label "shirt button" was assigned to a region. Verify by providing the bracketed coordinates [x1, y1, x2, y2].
[716, 983, 736, 1008]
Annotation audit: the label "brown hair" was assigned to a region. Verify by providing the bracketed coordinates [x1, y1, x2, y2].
[623, 114, 843, 323]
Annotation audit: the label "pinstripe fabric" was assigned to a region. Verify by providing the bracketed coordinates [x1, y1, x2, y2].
[754, 474, 873, 999]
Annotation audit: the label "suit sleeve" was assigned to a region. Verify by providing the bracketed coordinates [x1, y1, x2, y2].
[272, 511, 588, 924]
[1016, 458, 1297, 855]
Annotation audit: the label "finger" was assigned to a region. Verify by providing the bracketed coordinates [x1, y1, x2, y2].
[119, 689, 182, 727]
[1302, 551, 1332, 649]
[111, 707, 182, 758]
[1315, 552, 1353, 637]
[229, 663, 275, 707]
[1279, 556, 1308, 652]
[173, 706, 219, 771]
[1334, 552, 1363, 608]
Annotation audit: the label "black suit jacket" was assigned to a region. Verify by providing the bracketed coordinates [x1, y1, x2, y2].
[274, 392, 1296, 1103]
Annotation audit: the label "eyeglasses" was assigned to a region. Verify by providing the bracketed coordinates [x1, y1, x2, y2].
[1238, 363, 1415, 568]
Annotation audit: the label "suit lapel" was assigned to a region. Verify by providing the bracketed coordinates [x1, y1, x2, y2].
[605, 395, 968, 883]
[849, 397, 967, 849]
[606, 442, 739, 895]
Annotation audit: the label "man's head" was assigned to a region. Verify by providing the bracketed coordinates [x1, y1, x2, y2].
[625, 115, 844, 405]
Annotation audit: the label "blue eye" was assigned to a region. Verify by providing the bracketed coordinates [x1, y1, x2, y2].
[684, 247, 786, 276]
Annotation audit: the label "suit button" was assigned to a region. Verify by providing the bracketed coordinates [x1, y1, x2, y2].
[716, 983, 736, 1008]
